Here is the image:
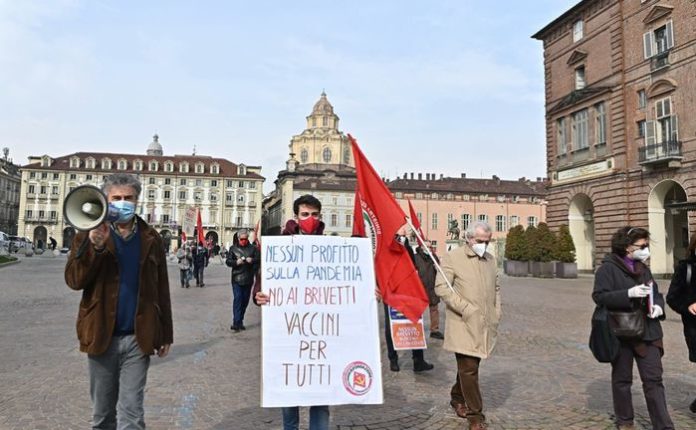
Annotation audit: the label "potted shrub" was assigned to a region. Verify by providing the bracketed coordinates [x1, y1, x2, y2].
[504, 225, 528, 276]
[530, 223, 556, 278]
[524, 225, 538, 274]
[555, 225, 577, 278]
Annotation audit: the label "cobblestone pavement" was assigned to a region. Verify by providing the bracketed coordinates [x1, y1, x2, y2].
[1, 253, 696, 429]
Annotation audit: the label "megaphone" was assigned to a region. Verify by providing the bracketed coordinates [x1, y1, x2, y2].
[63, 185, 119, 231]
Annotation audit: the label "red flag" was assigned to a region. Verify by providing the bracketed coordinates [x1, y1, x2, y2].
[352, 186, 366, 237]
[407, 199, 425, 241]
[181, 231, 187, 243]
[196, 209, 205, 245]
[350, 134, 428, 323]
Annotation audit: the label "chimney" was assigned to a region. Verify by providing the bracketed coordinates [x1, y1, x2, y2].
[492, 175, 499, 181]
[431, 173, 436, 181]
[518, 176, 526, 182]
[403, 172, 408, 179]
[537, 177, 542, 181]
[461, 173, 466, 178]
[440, 174, 444, 179]
[410, 172, 414, 179]
[426, 173, 430, 180]
[418, 173, 422, 180]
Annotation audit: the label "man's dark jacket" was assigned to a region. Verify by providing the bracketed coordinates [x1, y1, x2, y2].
[64, 216, 174, 355]
[414, 247, 440, 306]
[592, 253, 665, 343]
[226, 242, 260, 286]
[667, 254, 696, 362]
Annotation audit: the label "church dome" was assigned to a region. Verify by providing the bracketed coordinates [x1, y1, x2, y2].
[311, 91, 334, 115]
[147, 134, 163, 156]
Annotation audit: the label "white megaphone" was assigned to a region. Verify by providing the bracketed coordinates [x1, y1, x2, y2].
[63, 185, 119, 231]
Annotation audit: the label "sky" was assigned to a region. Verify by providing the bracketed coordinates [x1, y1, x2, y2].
[0, 0, 579, 193]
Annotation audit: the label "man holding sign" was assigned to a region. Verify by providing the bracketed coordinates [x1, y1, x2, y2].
[256, 195, 382, 430]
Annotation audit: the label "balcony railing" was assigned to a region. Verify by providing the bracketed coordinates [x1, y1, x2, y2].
[651, 51, 670, 72]
[639, 140, 682, 165]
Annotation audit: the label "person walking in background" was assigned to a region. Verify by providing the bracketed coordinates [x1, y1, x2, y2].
[435, 221, 501, 430]
[593, 226, 673, 430]
[176, 245, 192, 288]
[255, 194, 329, 430]
[64, 173, 173, 429]
[667, 234, 696, 414]
[226, 229, 259, 332]
[192, 241, 208, 287]
[49, 236, 57, 251]
[414, 240, 443, 340]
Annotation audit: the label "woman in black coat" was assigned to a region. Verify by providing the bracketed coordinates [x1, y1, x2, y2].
[666, 235, 696, 413]
[592, 226, 674, 430]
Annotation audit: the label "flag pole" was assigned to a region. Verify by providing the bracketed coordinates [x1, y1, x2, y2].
[404, 215, 460, 297]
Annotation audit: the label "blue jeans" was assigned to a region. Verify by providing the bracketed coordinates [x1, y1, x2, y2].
[88, 335, 150, 430]
[232, 283, 253, 327]
[281, 406, 329, 430]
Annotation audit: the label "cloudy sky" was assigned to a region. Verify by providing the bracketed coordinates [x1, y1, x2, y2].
[0, 0, 577, 192]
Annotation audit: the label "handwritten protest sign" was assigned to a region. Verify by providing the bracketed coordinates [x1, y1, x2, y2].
[388, 306, 427, 350]
[261, 235, 383, 407]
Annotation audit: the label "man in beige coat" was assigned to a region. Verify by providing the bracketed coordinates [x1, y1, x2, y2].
[435, 221, 501, 430]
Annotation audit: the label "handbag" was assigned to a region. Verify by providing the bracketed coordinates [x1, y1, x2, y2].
[589, 305, 620, 363]
[608, 306, 646, 340]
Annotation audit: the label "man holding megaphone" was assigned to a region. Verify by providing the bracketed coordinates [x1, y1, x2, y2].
[64, 173, 173, 429]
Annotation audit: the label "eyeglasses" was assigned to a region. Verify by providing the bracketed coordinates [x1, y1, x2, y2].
[632, 243, 649, 250]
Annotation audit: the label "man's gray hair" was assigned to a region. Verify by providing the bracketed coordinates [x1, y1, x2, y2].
[465, 221, 492, 239]
[237, 228, 249, 237]
[102, 173, 142, 198]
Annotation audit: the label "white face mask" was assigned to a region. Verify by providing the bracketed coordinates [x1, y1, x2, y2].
[632, 247, 650, 262]
[471, 243, 487, 257]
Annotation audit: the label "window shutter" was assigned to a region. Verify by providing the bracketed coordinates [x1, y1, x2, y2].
[666, 20, 674, 49]
[646, 120, 656, 146]
[671, 115, 679, 141]
[643, 31, 654, 58]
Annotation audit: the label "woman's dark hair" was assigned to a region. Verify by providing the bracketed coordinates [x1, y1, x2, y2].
[611, 226, 650, 257]
[293, 194, 322, 215]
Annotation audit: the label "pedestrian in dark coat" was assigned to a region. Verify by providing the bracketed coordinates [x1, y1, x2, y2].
[226, 229, 260, 331]
[192, 242, 208, 287]
[592, 226, 673, 430]
[414, 242, 443, 339]
[667, 234, 696, 413]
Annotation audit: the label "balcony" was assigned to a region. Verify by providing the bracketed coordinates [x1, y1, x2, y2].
[651, 51, 670, 72]
[638, 140, 682, 170]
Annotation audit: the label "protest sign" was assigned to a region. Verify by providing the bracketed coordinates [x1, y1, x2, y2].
[388, 306, 427, 350]
[182, 206, 196, 236]
[261, 235, 383, 407]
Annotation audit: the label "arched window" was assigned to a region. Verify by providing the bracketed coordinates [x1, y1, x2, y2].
[300, 148, 308, 163]
[322, 147, 332, 163]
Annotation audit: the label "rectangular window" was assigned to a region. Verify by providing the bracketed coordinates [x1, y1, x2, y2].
[638, 90, 647, 109]
[26, 210, 33, 219]
[164, 190, 171, 199]
[211, 180, 218, 187]
[50, 211, 57, 220]
[332, 197, 338, 205]
[417, 212, 422, 225]
[557, 117, 567, 154]
[478, 214, 488, 224]
[573, 19, 583, 42]
[195, 179, 202, 187]
[53, 173, 59, 180]
[41, 172, 47, 179]
[51, 186, 58, 195]
[164, 178, 171, 185]
[69, 173, 77, 180]
[461, 214, 471, 231]
[226, 193, 233, 202]
[194, 191, 202, 201]
[527, 216, 538, 227]
[510, 215, 519, 226]
[644, 20, 674, 58]
[249, 181, 256, 189]
[39, 210, 45, 219]
[575, 66, 586, 90]
[148, 190, 156, 199]
[149, 177, 156, 185]
[40, 185, 47, 194]
[638, 120, 646, 138]
[431, 213, 438, 230]
[239, 181, 245, 188]
[345, 214, 352, 228]
[496, 215, 506, 232]
[572, 109, 589, 150]
[180, 179, 187, 186]
[447, 213, 454, 224]
[595, 102, 606, 145]
[226, 180, 233, 187]
[237, 194, 245, 203]
[28, 185, 35, 194]
[30, 172, 36, 179]
[179, 190, 186, 200]
[210, 193, 218, 202]
[330, 214, 337, 227]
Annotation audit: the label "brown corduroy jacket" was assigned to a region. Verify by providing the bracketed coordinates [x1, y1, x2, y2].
[65, 217, 173, 356]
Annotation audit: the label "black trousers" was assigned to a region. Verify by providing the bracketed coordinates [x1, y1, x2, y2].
[383, 303, 423, 361]
[611, 342, 674, 429]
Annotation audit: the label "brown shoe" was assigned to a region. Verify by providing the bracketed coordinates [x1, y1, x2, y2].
[469, 422, 488, 430]
[449, 400, 469, 419]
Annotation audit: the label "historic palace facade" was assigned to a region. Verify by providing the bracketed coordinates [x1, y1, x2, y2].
[533, 0, 696, 274]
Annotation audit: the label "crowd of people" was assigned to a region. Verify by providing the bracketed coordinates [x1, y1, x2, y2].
[63, 172, 696, 430]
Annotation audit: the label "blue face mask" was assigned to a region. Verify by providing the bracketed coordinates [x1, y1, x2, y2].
[109, 200, 136, 224]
